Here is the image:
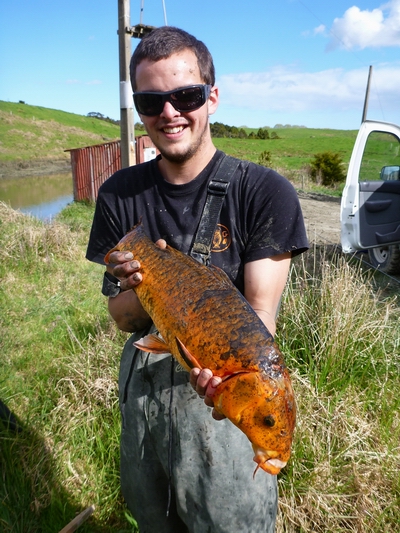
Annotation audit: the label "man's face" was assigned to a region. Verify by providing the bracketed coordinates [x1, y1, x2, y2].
[135, 50, 218, 164]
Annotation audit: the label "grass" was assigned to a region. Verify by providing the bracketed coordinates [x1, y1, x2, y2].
[276, 248, 400, 531]
[0, 201, 134, 532]
[1, 100, 359, 198]
[1, 100, 355, 185]
[0, 200, 399, 531]
[213, 130, 357, 197]
[214, 128, 357, 170]
[0, 101, 120, 162]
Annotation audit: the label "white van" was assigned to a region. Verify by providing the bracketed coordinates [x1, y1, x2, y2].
[340, 120, 400, 274]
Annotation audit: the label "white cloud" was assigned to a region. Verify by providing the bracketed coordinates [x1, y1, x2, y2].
[326, 0, 400, 50]
[314, 24, 326, 35]
[217, 63, 400, 115]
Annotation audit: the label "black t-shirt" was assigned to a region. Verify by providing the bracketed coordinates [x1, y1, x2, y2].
[86, 150, 308, 293]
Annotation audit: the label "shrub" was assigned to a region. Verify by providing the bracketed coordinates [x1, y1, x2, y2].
[309, 151, 346, 187]
[257, 127, 270, 140]
[258, 150, 272, 167]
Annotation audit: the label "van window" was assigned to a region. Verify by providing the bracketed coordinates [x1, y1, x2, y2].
[359, 131, 400, 182]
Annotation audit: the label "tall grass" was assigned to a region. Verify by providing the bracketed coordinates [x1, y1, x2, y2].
[0, 201, 134, 532]
[276, 247, 400, 532]
[0, 201, 399, 531]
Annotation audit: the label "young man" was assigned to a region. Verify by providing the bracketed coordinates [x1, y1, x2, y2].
[87, 26, 308, 533]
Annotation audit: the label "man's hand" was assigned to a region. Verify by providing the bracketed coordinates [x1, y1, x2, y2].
[189, 368, 226, 420]
[107, 251, 143, 290]
[105, 239, 167, 332]
[106, 239, 167, 291]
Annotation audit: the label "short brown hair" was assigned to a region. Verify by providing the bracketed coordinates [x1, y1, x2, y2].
[130, 26, 215, 91]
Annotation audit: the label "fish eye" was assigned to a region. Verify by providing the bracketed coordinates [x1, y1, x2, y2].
[263, 415, 275, 427]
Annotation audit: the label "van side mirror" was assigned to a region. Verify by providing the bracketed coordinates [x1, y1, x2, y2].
[380, 165, 400, 181]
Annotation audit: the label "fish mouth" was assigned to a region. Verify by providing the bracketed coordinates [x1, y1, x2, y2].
[252, 448, 287, 476]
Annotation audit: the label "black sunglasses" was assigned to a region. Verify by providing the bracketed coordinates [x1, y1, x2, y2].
[133, 84, 212, 116]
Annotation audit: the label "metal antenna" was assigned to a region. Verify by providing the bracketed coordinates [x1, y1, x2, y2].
[162, 0, 168, 25]
[361, 65, 373, 124]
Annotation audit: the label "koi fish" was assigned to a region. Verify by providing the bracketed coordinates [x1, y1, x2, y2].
[105, 223, 296, 475]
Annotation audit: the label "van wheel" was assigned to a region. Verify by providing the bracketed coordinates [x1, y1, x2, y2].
[368, 244, 400, 274]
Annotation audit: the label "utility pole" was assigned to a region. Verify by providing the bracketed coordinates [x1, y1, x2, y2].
[118, 0, 135, 168]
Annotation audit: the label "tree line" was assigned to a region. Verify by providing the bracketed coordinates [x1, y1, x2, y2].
[210, 122, 280, 139]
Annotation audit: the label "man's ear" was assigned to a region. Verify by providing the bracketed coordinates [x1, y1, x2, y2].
[207, 86, 219, 116]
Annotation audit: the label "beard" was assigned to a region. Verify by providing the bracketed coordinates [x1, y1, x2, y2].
[153, 121, 210, 164]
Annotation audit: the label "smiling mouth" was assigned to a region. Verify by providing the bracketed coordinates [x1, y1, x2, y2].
[163, 125, 185, 134]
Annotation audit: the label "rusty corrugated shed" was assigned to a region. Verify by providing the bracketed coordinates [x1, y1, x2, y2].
[67, 141, 121, 202]
[66, 135, 159, 202]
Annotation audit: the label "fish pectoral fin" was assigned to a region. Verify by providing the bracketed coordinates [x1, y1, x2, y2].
[176, 338, 203, 370]
[133, 334, 170, 354]
[214, 371, 256, 421]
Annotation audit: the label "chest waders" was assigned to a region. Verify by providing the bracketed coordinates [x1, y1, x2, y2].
[165, 155, 241, 514]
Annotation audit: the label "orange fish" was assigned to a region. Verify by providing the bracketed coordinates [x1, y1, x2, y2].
[105, 223, 296, 475]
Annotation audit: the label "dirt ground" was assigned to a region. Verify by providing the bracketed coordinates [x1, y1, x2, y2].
[0, 158, 71, 179]
[297, 191, 341, 245]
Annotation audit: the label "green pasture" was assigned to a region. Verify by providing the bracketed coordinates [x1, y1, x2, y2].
[1, 100, 357, 178]
[0, 101, 120, 161]
[214, 128, 358, 172]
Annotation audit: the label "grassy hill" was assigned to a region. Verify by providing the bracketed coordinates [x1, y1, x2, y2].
[213, 128, 358, 173]
[0, 101, 121, 164]
[0, 100, 359, 190]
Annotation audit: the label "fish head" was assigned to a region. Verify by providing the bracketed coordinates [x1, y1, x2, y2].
[213, 371, 296, 476]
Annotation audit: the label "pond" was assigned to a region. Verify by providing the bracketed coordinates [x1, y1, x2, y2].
[0, 173, 73, 221]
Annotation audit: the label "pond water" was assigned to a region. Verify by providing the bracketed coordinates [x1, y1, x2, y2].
[0, 173, 73, 221]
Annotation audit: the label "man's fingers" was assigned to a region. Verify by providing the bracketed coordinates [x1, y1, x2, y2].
[204, 376, 222, 406]
[155, 239, 167, 249]
[206, 376, 222, 396]
[212, 409, 226, 421]
[189, 368, 226, 420]
[112, 259, 141, 279]
[191, 368, 213, 397]
[189, 367, 201, 390]
[107, 251, 134, 264]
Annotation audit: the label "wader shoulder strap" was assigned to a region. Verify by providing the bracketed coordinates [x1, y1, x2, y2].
[190, 155, 241, 265]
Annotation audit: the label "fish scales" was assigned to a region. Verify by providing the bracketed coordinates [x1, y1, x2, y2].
[105, 223, 296, 476]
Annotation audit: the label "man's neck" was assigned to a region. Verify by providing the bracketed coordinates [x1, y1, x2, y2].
[157, 145, 217, 185]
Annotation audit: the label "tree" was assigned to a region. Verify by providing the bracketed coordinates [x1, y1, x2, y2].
[257, 128, 269, 140]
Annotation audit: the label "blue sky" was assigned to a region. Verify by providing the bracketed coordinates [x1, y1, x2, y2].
[1, 0, 400, 130]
